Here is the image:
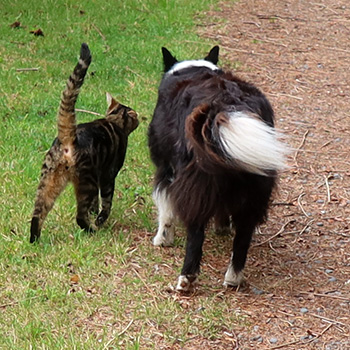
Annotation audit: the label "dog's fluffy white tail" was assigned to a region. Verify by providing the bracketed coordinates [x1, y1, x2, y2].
[218, 111, 288, 175]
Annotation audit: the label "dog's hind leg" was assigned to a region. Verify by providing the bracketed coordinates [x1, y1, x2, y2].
[223, 218, 256, 287]
[176, 224, 205, 292]
[152, 186, 175, 246]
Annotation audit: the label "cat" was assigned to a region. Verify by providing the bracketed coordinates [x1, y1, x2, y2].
[30, 43, 139, 243]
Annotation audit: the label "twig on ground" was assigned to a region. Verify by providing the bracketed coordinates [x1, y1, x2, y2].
[309, 313, 348, 327]
[299, 291, 350, 302]
[297, 193, 310, 217]
[319, 45, 350, 53]
[125, 66, 145, 80]
[309, 3, 339, 15]
[299, 219, 314, 235]
[309, 323, 333, 340]
[247, 33, 288, 47]
[268, 241, 278, 252]
[254, 219, 295, 246]
[0, 295, 41, 308]
[320, 140, 331, 148]
[294, 129, 309, 164]
[257, 14, 307, 22]
[92, 23, 106, 40]
[132, 268, 160, 312]
[219, 45, 268, 55]
[75, 108, 104, 117]
[324, 175, 331, 203]
[16, 68, 39, 72]
[243, 21, 261, 28]
[117, 319, 134, 337]
[102, 337, 116, 350]
[269, 339, 301, 349]
[268, 92, 303, 100]
[230, 329, 239, 350]
[272, 323, 332, 348]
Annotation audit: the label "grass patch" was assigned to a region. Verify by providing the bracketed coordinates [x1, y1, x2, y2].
[0, 0, 244, 348]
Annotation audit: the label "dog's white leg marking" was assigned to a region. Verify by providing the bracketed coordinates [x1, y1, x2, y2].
[223, 263, 244, 287]
[176, 274, 198, 292]
[152, 187, 175, 246]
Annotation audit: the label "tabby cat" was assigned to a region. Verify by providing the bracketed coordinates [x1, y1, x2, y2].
[30, 43, 139, 243]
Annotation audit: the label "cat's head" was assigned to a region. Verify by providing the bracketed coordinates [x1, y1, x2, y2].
[105, 93, 139, 135]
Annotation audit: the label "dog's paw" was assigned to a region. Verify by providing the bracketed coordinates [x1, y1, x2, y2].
[223, 265, 244, 287]
[176, 274, 198, 292]
[152, 225, 174, 246]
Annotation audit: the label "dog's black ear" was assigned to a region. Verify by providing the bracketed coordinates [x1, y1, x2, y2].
[162, 47, 178, 72]
[204, 46, 219, 65]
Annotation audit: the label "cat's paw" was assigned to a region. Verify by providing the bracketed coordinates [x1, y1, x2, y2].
[76, 217, 96, 233]
[95, 212, 108, 227]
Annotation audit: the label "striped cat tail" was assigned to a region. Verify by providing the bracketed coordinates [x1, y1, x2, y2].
[57, 43, 91, 153]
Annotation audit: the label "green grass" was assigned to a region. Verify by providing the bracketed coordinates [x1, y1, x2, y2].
[0, 0, 245, 349]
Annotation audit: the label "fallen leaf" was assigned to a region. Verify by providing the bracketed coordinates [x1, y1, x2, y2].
[10, 21, 21, 28]
[70, 274, 79, 284]
[30, 28, 44, 36]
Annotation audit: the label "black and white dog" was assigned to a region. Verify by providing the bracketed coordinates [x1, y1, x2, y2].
[148, 46, 287, 291]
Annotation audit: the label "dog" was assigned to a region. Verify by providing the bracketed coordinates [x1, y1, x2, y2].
[148, 46, 288, 291]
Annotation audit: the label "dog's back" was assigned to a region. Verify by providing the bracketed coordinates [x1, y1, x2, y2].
[148, 46, 288, 291]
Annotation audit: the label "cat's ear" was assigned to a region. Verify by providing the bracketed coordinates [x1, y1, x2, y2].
[127, 110, 138, 119]
[162, 47, 178, 72]
[106, 92, 120, 113]
[204, 46, 219, 65]
[127, 109, 139, 131]
[106, 92, 115, 107]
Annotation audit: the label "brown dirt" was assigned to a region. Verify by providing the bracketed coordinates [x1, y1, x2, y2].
[194, 0, 350, 348]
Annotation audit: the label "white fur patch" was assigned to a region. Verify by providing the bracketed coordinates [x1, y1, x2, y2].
[152, 187, 175, 246]
[223, 264, 244, 287]
[167, 60, 218, 75]
[218, 111, 288, 175]
[79, 58, 88, 68]
[62, 144, 75, 166]
[176, 275, 198, 292]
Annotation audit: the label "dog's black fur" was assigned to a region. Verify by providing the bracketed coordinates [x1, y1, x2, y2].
[148, 46, 286, 291]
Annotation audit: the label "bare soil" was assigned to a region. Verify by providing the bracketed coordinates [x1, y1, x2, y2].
[194, 0, 350, 348]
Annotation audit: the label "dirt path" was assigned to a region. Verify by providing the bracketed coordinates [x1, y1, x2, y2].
[198, 0, 350, 348]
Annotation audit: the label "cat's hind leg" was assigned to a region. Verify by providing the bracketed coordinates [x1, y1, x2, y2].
[89, 195, 99, 215]
[74, 178, 99, 232]
[95, 181, 115, 227]
[30, 163, 69, 243]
